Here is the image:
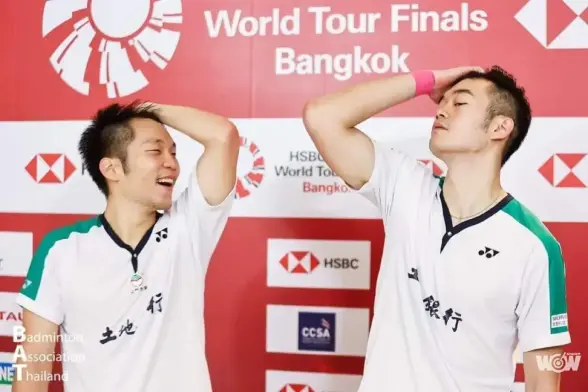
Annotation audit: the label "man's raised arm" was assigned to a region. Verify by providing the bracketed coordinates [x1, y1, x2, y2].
[302, 74, 421, 190]
[302, 67, 483, 191]
[152, 104, 240, 206]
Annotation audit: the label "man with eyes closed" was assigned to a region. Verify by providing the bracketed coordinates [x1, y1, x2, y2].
[302, 66, 571, 392]
[14, 102, 239, 392]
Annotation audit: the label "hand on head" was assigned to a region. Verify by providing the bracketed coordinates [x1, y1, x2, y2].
[429, 66, 486, 103]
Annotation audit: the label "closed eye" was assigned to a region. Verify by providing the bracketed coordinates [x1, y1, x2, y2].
[147, 149, 161, 153]
[454, 102, 467, 106]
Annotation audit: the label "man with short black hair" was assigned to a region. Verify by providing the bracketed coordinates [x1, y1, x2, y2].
[14, 102, 239, 392]
[303, 66, 570, 391]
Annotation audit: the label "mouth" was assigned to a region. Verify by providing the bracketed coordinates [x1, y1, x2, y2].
[432, 124, 448, 133]
[156, 177, 175, 190]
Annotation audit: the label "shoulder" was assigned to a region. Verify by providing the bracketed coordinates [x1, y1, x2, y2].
[501, 197, 562, 261]
[36, 216, 103, 260]
[21, 216, 102, 300]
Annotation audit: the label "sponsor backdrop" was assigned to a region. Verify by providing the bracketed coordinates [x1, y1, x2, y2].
[0, 0, 586, 391]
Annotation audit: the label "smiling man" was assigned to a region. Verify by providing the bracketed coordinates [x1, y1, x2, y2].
[13, 102, 239, 392]
[302, 66, 571, 391]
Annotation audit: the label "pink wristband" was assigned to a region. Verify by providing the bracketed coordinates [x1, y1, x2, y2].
[412, 70, 436, 96]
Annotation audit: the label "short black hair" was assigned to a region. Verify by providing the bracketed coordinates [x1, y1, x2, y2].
[450, 65, 532, 165]
[78, 101, 162, 196]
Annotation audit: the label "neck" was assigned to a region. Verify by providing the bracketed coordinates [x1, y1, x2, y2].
[103, 197, 157, 249]
[442, 155, 506, 221]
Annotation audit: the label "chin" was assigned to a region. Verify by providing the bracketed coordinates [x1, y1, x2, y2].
[152, 199, 173, 211]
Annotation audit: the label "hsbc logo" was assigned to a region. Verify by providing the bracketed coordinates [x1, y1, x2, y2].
[268, 239, 370, 290]
[418, 159, 444, 176]
[279, 251, 359, 273]
[515, 0, 588, 49]
[280, 384, 315, 392]
[280, 251, 320, 273]
[538, 153, 587, 187]
[267, 370, 363, 392]
[25, 154, 76, 184]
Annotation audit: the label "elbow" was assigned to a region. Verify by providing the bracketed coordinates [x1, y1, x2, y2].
[213, 120, 239, 146]
[217, 121, 241, 158]
[302, 99, 328, 135]
[303, 98, 346, 137]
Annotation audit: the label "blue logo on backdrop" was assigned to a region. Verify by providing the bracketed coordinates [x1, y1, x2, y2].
[298, 311, 335, 352]
[0, 362, 15, 385]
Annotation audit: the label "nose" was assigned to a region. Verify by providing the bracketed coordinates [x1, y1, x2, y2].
[435, 106, 448, 120]
[163, 152, 179, 171]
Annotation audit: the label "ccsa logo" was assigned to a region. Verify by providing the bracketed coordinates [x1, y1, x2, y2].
[297, 311, 336, 352]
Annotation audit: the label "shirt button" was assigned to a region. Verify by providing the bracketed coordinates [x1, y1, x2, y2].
[447, 232, 452, 236]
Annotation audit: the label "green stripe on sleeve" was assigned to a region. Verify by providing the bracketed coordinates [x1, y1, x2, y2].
[21, 217, 102, 300]
[503, 200, 568, 334]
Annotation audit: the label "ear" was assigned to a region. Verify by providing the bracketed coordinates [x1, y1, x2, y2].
[488, 115, 514, 141]
[99, 157, 124, 184]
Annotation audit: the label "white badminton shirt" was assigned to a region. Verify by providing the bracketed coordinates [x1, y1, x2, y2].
[17, 172, 235, 392]
[354, 142, 571, 392]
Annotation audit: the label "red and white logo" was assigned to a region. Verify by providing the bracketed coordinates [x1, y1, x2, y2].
[0, 311, 22, 322]
[25, 153, 77, 184]
[279, 251, 320, 274]
[280, 384, 315, 392]
[538, 153, 587, 187]
[42, 0, 183, 97]
[418, 159, 444, 176]
[515, 0, 588, 49]
[236, 137, 265, 199]
[267, 239, 370, 290]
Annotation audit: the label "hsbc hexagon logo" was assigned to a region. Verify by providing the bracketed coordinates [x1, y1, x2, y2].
[538, 153, 587, 187]
[42, 0, 183, 98]
[515, 0, 588, 49]
[280, 384, 315, 392]
[279, 251, 320, 274]
[236, 137, 265, 199]
[26, 154, 77, 184]
[418, 159, 444, 176]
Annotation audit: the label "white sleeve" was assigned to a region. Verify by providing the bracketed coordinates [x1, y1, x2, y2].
[353, 140, 437, 224]
[16, 237, 65, 326]
[516, 241, 571, 352]
[171, 168, 236, 271]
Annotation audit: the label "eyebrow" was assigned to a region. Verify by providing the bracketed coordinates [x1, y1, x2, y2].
[141, 138, 176, 148]
[439, 88, 475, 105]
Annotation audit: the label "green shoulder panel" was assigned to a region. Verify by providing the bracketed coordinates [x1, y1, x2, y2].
[21, 217, 102, 300]
[503, 200, 568, 334]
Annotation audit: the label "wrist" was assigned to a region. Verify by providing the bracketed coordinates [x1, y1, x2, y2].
[412, 70, 436, 96]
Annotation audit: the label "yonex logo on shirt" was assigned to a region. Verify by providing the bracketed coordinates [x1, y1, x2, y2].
[478, 246, 499, 258]
[155, 228, 168, 242]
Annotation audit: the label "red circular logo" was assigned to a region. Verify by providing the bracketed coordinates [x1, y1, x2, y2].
[235, 137, 265, 199]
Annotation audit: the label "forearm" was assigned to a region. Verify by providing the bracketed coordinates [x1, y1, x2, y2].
[153, 104, 236, 146]
[525, 380, 560, 392]
[305, 73, 420, 129]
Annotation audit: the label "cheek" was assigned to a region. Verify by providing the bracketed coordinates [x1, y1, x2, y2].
[128, 158, 159, 183]
[453, 111, 485, 133]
